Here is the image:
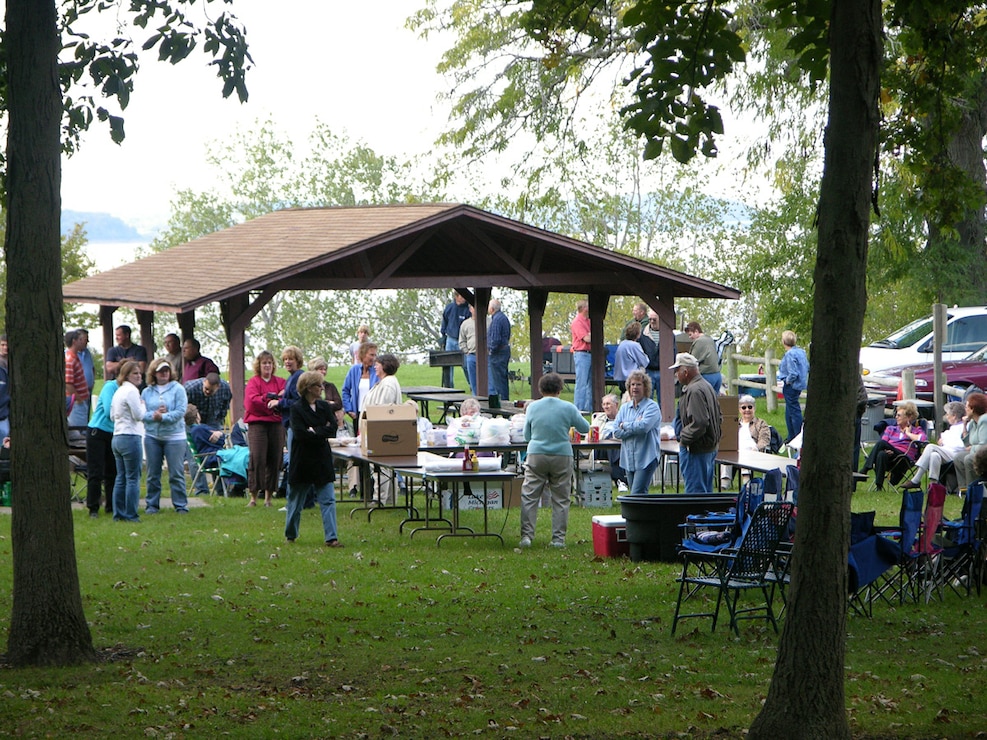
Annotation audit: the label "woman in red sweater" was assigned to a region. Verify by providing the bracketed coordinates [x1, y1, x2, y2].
[244, 350, 286, 507]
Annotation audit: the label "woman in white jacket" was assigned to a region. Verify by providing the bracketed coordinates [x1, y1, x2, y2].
[363, 353, 405, 505]
[902, 401, 966, 490]
[110, 360, 146, 522]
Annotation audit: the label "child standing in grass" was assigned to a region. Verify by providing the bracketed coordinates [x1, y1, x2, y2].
[285, 371, 342, 547]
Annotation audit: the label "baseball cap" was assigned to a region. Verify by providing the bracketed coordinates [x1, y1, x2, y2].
[669, 352, 699, 370]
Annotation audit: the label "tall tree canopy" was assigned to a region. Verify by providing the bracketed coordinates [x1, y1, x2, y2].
[412, 0, 987, 339]
[2, 0, 250, 667]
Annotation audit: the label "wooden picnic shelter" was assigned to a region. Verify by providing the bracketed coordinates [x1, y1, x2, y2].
[63, 203, 739, 420]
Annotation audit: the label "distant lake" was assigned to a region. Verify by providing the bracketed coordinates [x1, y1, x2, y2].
[85, 240, 146, 272]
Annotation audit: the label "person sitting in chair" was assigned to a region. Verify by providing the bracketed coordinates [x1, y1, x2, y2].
[901, 401, 966, 490]
[720, 394, 772, 489]
[861, 401, 927, 491]
[186, 404, 226, 470]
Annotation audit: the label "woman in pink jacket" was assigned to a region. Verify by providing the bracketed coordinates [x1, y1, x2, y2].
[244, 350, 286, 507]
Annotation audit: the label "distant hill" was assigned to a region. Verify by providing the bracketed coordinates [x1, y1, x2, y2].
[62, 211, 147, 242]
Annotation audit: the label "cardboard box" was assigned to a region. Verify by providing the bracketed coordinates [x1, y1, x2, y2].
[441, 478, 522, 511]
[592, 515, 629, 557]
[579, 470, 613, 507]
[359, 404, 419, 456]
[718, 395, 740, 452]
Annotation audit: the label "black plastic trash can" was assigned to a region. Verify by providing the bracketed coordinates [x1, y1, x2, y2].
[618, 493, 737, 562]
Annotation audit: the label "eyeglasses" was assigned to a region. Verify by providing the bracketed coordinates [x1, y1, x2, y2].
[740, 404, 754, 410]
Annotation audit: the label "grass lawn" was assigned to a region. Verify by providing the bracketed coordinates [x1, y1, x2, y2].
[1, 473, 985, 737]
[3, 364, 983, 737]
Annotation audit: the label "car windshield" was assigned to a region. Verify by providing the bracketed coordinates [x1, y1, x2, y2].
[870, 316, 937, 349]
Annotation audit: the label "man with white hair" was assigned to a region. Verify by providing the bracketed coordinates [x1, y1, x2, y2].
[671, 353, 721, 493]
[487, 298, 511, 400]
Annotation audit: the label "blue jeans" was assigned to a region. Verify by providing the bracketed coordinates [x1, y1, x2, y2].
[783, 384, 803, 442]
[647, 370, 661, 402]
[464, 353, 478, 395]
[488, 347, 511, 399]
[67, 398, 90, 429]
[144, 436, 189, 512]
[285, 481, 337, 542]
[680, 446, 716, 493]
[442, 337, 461, 388]
[111, 434, 143, 521]
[573, 351, 592, 412]
[0, 417, 9, 440]
[701, 372, 722, 394]
[626, 457, 659, 494]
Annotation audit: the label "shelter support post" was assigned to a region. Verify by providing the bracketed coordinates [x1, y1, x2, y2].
[528, 289, 548, 399]
[136, 309, 155, 359]
[99, 305, 117, 379]
[474, 287, 491, 398]
[225, 289, 277, 421]
[644, 296, 676, 422]
[588, 292, 610, 413]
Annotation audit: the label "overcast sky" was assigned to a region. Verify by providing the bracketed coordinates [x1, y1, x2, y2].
[61, 0, 450, 235]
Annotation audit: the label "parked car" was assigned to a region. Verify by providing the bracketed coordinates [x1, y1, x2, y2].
[859, 306, 987, 376]
[864, 343, 987, 406]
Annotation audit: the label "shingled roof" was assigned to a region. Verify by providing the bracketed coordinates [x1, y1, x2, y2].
[64, 203, 739, 420]
[64, 203, 739, 311]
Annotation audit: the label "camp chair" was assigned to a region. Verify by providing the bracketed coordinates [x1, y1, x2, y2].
[187, 432, 225, 496]
[932, 481, 984, 598]
[216, 445, 250, 496]
[867, 419, 930, 493]
[672, 500, 794, 635]
[874, 484, 944, 604]
[767, 425, 784, 455]
[848, 511, 900, 617]
[69, 454, 88, 503]
[676, 479, 764, 605]
[679, 477, 763, 557]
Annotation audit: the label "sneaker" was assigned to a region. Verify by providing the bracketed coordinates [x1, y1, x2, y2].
[519, 536, 532, 548]
[89, 511, 99, 519]
[549, 540, 566, 548]
[617, 481, 628, 493]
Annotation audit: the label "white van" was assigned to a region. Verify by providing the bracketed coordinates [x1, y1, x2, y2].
[859, 306, 987, 375]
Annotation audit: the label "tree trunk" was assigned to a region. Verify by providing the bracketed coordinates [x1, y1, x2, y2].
[926, 72, 987, 303]
[4, 0, 96, 666]
[749, 0, 882, 737]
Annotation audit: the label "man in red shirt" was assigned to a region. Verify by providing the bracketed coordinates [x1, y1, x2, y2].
[571, 299, 592, 413]
[182, 338, 220, 381]
[64, 330, 91, 426]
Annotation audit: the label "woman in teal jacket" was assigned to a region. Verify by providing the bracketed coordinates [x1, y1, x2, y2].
[519, 372, 589, 549]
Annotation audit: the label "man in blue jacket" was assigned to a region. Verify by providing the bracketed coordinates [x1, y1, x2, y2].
[439, 291, 470, 388]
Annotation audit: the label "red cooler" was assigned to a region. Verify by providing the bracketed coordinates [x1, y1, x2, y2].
[592, 515, 629, 558]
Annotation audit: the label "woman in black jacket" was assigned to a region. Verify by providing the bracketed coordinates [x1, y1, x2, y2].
[284, 371, 342, 547]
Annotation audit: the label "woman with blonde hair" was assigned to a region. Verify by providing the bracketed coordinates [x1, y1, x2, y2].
[307, 356, 344, 431]
[110, 360, 146, 522]
[141, 357, 189, 514]
[861, 400, 927, 491]
[244, 350, 286, 507]
[285, 371, 342, 547]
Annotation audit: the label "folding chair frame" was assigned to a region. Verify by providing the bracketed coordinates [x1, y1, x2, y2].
[672, 501, 794, 636]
